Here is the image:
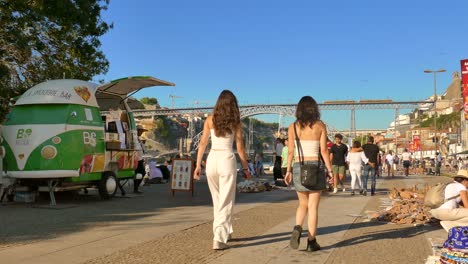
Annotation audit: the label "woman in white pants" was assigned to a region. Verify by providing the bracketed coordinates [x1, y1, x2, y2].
[194, 90, 251, 250]
[430, 169, 468, 232]
[346, 141, 368, 195]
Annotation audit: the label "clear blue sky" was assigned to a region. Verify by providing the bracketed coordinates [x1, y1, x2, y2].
[95, 0, 468, 130]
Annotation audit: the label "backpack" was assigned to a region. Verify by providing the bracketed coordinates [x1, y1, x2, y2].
[424, 183, 460, 208]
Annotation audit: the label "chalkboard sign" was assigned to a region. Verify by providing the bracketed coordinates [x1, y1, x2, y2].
[170, 158, 194, 196]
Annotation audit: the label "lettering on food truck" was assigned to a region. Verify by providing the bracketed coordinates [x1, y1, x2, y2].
[16, 128, 32, 145]
[83, 131, 96, 147]
[22, 89, 72, 100]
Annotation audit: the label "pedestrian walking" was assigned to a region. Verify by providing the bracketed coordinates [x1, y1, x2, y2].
[193, 90, 251, 250]
[362, 136, 379, 196]
[330, 133, 348, 193]
[346, 141, 368, 195]
[401, 148, 412, 177]
[284, 96, 333, 252]
[385, 151, 395, 177]
[280, 137, 291, 186]
[133, 126, 148, 193]
[274, 138, 285, 183]
[436, 152, 442, 176]
[255, 152, 264, 176]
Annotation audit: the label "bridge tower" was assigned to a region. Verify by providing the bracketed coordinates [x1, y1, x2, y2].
[350, 106, 356, 139]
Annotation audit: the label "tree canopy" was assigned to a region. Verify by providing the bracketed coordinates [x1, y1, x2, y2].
[140, 97, 159, 106]
[0, 0, 112, 121]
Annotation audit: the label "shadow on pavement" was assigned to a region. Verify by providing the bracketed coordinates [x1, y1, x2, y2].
[321, 223, 439, 250]
[0, 174, 292, 247]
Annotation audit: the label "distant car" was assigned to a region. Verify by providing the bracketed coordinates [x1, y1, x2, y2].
[262, 162, 274, 172]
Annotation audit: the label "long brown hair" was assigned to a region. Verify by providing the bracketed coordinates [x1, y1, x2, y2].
[295, 96, 320, 128]
[213, 90, 240, 137]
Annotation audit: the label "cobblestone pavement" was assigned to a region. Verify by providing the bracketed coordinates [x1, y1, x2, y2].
[0, 173, 453, 264]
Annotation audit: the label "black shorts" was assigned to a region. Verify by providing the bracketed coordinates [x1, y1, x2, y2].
[403, 160, 410, 168]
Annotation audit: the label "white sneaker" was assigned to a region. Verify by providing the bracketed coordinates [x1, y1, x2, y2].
[213, 240, 229, 250]
[333, 188, 338, 194]
[342, 187, 346, 192]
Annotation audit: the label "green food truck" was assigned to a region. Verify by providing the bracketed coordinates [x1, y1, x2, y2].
[0, 76, 174, 205]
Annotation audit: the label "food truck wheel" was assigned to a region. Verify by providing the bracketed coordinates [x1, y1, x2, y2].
[98, 172, 118, 199]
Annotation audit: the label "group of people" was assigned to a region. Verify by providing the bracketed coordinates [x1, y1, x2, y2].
[328, 135, 380, 196]
[190, 89, 468, 253]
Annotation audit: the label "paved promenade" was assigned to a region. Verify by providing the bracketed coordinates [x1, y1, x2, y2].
[0, 173, 451, 264]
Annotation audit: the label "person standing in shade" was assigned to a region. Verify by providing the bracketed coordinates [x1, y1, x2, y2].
[330, 133, 348, 193]
[280, 137, 292, 187]
[274, 138, 285, 183]
[193, 90, 251, 250]
[284, 96, 333, 252]
[401, 148, 412, 177]
[436, 152, 442, 176]
[362, 136, 379, 196]
[134, 126, 147, 194]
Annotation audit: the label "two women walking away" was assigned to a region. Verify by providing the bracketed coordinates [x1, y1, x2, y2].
[284, 96, 334, 252]
[193, 90, 251, 250]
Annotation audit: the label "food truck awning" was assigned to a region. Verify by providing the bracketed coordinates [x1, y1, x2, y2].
[96, 76, 175, 98]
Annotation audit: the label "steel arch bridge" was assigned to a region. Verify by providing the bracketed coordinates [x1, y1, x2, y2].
[189, 106, 342, 152]
[128, 100, 432, 152]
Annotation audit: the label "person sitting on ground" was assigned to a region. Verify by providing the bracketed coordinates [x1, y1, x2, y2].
[430, 169, 468, 232]
[147, 159, 163, 184]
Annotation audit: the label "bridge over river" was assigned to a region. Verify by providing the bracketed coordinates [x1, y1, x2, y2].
[122, 100, 433, 154]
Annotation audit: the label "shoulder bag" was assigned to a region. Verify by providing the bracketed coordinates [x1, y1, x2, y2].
[293, 123, 326, 190]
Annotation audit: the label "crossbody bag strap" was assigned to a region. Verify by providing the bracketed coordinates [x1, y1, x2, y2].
[445, 194, 460, 202]
[293, 122, 304, 165]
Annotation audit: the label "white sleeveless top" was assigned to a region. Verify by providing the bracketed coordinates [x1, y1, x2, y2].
[210, 129, 234, 150]
[295, 140, 320, 157]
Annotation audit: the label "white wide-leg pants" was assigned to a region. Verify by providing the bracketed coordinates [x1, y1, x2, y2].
[349, 165, 362, 191]
[206, 150, 237, 243]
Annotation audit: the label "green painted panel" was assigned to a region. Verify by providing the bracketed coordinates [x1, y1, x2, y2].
[2, 142, 18, 171]
[5, 105, 102, 127]
[24, 129, 105, 171]
[67, 172, 102, 182]
[117, 169, 134, 179]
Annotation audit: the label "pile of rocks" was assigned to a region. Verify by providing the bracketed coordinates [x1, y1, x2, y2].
[237, 180, 273, 193]
[370, 185, 436, 225]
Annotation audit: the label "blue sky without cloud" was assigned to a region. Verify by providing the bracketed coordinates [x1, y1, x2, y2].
[95, 0, 468, 130]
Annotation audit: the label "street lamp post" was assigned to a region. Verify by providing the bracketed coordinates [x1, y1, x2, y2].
[424, 69, 446, 156]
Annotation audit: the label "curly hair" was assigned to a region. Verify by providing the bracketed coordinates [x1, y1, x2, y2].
[213, 90, 240, 137]
[295, 96, 321, 128]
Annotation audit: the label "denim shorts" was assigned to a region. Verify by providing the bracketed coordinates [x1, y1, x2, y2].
[293, 161, 320, 192]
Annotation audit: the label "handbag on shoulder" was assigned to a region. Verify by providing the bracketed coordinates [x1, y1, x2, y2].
[293, 123, 326, 190]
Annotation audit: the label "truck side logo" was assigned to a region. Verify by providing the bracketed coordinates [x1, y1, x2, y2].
[16, 128, 32, 145]
[83, 132, 96, 147]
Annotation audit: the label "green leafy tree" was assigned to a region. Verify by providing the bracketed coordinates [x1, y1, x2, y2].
[140, 97, 159, 106]
[0, 0, 112, 121]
